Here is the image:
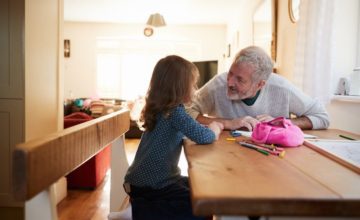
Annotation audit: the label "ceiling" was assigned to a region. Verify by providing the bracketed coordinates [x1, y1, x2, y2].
[64, 0, 258, 25]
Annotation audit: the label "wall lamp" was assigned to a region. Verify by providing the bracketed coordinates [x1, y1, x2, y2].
[144, 13, 166, 37]
[146, 13, 166, 27]
[64, 39, 70, 58]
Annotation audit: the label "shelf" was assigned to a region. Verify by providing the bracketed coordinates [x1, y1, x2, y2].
[332, 95, 360, 103]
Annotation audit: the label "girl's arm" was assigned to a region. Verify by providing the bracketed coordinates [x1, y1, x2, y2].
[170, 106, 223, 144]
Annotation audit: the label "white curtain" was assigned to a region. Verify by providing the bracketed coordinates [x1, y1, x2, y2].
[293, 0, 335, 104]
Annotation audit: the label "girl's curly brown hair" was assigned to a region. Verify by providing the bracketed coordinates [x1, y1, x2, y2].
[140, 55, 199, 131]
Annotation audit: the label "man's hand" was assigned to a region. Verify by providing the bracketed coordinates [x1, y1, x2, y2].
[225, 116, 259, 131]
[256, 114, 274, 122]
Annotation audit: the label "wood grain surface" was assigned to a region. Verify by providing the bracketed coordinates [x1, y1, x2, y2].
[184, 129, 360, 216]
[13, 109, 130, 201]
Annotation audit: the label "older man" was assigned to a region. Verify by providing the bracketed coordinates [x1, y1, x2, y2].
[187, 46, 329, 131]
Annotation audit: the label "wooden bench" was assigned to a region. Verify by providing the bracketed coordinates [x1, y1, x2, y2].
[12, 109, 130, 219]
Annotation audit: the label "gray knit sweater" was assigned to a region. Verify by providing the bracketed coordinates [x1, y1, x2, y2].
[187, 72, 330, 129]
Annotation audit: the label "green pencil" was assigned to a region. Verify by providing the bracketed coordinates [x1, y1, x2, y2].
[254, 148, 270, 156]
[339, 134, 356, 141]
[239, 142, 270, 156]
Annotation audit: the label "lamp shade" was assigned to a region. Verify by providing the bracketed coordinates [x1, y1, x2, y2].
[146, 13, 166, 27]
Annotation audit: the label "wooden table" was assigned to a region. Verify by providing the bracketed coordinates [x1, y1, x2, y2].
[184, 129, 360, 217]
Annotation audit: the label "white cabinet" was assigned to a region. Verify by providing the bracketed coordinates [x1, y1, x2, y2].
[0, 100, 24, 206]
[0, 0, 24, 99]
[0, 0, 25, 218]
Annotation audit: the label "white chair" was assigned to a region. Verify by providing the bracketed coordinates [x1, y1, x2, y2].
[108, 196, 132, 220]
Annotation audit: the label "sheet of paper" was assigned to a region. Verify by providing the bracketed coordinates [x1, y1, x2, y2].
[303, 133, 317, 139]
[306, 140, 360, 168]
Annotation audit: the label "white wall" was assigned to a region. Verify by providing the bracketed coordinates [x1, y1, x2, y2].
[63, 22, 226, 99]
[327, 0, 360, 133]
[25, 0, 62, 219]
[225, 0, 259, 68]
[327, 99, 360, 133]
[25, 0, 60, 140]
[332, 0, 359, 78]
[274, 0, 360, 83]
[276, 0, 297, 80]
[272, 0, 360, 133]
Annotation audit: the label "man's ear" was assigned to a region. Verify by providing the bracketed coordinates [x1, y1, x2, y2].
[257, 80, 266, 89]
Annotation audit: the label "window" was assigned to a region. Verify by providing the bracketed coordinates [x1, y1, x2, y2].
[96, 53, 122, 98]
[96, 38, 202, 100]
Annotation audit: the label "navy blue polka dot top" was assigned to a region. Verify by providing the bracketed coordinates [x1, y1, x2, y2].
[124, 104, 215, 189]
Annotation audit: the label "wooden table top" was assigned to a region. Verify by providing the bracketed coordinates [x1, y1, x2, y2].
[184, 129, 360, 217]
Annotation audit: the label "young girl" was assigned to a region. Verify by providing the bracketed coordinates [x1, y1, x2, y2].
[123, 55, 223, 220]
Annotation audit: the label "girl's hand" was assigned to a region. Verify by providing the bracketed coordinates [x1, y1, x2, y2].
[208, 121, 224, 140]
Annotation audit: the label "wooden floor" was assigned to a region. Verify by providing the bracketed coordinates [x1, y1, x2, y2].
[57, 138, 140, 220]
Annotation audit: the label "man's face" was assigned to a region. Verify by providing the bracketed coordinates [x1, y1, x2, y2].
[227, 62, 263, 100]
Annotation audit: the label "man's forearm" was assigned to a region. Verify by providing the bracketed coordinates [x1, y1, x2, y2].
[290, 116, 313, 130]
[196, 114, 236, 130]
[196, 114, 227, 126]
[198, 114, 314, 130]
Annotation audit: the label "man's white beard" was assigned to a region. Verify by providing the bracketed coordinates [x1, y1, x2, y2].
[227, 87, 256, 100]
[227, 92, 242, 100]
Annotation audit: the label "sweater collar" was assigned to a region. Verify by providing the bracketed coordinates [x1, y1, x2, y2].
[241, 90, 261, 106]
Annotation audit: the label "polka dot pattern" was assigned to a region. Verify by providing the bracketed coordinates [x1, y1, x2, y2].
[124, 105, 215, 189]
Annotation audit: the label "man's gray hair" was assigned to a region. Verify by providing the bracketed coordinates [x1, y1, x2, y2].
[233, 46, 273, 82]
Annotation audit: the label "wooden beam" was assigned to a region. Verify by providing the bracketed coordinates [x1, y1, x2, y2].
[13, 109, 130, 201]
